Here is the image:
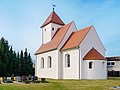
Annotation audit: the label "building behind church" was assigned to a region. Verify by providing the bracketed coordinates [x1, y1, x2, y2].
[107, 56, 120, 77]
[35, 10, 107, 79]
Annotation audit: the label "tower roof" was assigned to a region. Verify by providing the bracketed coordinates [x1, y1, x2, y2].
[83, 48, 106, 60]
[41, 11, 65, 28]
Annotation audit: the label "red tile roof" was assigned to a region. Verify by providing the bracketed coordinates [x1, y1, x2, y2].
[61, 26, 92, 50]
[35, 22, 72, 55]
[83, 48, 106, 60]
[41, 11, 65, 28]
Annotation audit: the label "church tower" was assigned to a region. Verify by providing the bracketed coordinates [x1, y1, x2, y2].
[40, 11, 65, 44]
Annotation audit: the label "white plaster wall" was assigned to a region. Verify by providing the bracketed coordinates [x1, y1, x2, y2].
[83, 60, 107, 79]
[42, 23, 62, 44]
[62, 48, 80, 79]
[80, 26, 105, 58]
[51, 23, 63, 38]
[58, 22, 77, 49]
[58, 51, 63, 79]
[80, 26, 106, 79]
[107, 66, 114, 71]
[36, 50, 60, 79]
[42, 24, 51, 44]
[107, 61, 120, 71]
[35, 56, 37, 76]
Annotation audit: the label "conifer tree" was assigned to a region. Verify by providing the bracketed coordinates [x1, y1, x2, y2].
[0, 37, 35, 77]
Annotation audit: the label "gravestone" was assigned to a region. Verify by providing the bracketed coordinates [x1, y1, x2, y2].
[7, 77, 11, 80]
[0, 77, 2, 83]
[16, 76, 21, 82]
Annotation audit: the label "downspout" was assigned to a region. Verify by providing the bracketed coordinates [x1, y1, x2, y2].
[79, 47, 82, 79]
[78, 48, 80, 79]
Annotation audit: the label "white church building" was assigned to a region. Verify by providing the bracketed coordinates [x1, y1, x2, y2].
[35, 11, 107, 79]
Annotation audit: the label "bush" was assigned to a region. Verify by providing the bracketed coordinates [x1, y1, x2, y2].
[25, 80, 30, 84]
[41, 78, 45, 82]
[4, 79, 13, 83]
[41, 78, 49, 83]
[34, 76, 38, 80]
[35, 80, 40, 83]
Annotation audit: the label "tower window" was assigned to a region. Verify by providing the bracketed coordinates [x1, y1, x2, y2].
[44, 29, 46, 31]
[52, 28, 54, 31]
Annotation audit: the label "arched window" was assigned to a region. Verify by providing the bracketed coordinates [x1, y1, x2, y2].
[41, 57, 44, 69]
[65, 54, 70, 67]
[48, 56, 52, 68]
[89, 62, 93, 69]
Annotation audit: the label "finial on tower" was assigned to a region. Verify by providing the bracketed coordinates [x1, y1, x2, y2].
[51, 4, 56, 11]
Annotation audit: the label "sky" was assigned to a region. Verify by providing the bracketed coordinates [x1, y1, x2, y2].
[0, 0, 120, 59]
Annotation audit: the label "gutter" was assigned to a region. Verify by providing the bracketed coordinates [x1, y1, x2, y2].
[76, 46, 81, 79]
[78, 47, 80, 79]
[78, 47, 82, 79]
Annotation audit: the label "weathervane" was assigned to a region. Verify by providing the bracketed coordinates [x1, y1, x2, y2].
[51, 4, 56, 11]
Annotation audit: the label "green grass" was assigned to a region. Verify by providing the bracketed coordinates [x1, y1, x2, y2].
[0, 77, 120, 90]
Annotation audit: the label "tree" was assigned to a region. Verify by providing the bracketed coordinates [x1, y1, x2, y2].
[28, 53, 34, 75]
[0, 37, 9, 76]
[0, 37, 35, 77]
[19, 50, 24, 76]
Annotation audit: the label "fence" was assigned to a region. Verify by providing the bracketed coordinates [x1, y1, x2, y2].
[108, 71, 120, 77]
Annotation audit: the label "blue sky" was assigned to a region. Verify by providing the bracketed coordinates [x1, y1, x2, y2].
[0, 0, 120, 59]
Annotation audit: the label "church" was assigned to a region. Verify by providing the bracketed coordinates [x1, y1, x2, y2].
[35, 10, 107, 79]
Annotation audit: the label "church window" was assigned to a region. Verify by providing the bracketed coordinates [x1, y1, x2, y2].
[65, 54, 70, 67]
[41, 57, 44, 69]
[44, 29, 46, 31]
[47, 56, 52, 68]
[89, 62, 93, 69]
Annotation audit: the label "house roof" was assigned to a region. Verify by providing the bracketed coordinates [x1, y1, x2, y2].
[41, 11, 65, 28]
[83, 48, 106, 60]
[61, 26, 92, 50]
[35, 22, 72, 55]
[106, 56, 120, 61]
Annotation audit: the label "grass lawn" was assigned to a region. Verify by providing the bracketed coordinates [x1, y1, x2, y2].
[0, 77, 120, 90]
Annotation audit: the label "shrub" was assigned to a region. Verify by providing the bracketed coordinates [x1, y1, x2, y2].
[35, 80, 40, 83]
[41, 78, 45, 82]
[4, 79, 13, 83]
[25, 80, 30, 84]
[41, 78, 49, 83]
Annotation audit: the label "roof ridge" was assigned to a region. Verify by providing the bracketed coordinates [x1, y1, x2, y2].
[77, 25, 92, 45]
[51, 11, 55, 22]
[60, 31, 74, 50]
[56, 22, 73, 47]
[52, 22, 73, 40]
[41, 11, 64, 28]
[75, 25, 93, 32]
